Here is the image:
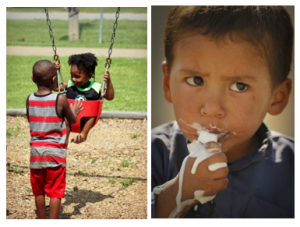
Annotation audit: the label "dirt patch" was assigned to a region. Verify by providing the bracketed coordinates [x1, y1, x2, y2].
[6, 116, 147, 219]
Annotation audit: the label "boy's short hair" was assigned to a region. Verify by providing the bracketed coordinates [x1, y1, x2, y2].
[32, 60, 56, 86]
[68, 53, 98, 76]
[164, 6, 294, 86]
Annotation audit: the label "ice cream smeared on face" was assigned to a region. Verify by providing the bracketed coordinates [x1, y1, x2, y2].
[152, 122, 229, 218]
[178, 119, 236, 143]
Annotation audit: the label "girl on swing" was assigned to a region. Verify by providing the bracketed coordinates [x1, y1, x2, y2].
[54, 53, 114, 144]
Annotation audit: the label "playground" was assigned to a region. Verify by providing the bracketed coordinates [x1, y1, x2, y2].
[6, 7, 147, 219]
[6, 116, 147, 219]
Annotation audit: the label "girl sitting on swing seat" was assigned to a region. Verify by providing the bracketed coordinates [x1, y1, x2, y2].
[54, 52, 114, 144]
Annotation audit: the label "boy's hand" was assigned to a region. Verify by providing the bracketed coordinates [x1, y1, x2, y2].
[104, 71, 111, 84]
[155, 143, 228, 218]
[181, 149, 229, 201]
[53, 62, 61, 70]
[70, 99, 83, 116]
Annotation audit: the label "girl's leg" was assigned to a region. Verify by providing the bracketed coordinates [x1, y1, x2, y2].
[81, 117, 95, 139]
[71, 117, 95, 143]
[35, 195, 46, 219]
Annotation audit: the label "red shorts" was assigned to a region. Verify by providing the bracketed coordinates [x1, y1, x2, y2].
[30, 166, 66, 198]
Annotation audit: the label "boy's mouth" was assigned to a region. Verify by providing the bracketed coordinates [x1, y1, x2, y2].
[201, 127, 230, 142]
[178, 119, 235, 143]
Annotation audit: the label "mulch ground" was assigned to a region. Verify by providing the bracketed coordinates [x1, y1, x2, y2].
[6, 116, 147, 219]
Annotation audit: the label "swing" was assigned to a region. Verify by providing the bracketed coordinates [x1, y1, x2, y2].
[44, 7, 120, 133]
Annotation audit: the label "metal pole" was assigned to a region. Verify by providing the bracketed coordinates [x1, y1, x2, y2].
[99, 7, 104, 43]
[68, 7, 79, 41]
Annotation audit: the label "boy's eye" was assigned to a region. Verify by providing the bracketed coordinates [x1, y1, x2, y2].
[186, 76, 204, 86]
[230, 82, 248, 92]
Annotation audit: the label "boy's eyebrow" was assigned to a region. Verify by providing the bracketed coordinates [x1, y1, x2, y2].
[179, 68, 258, 82]
[179, 68, 207, 76]
[221, 75, 258, 82]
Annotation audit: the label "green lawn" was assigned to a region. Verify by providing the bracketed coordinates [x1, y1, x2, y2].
[7, 7, 147, 14]
[7, 19, 147, 49]
[6, 56, 147, 112]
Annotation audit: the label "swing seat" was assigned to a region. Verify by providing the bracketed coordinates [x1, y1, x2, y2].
[67, 99, 103, 133]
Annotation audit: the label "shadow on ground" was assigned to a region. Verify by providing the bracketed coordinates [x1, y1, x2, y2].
[31, 189, 115, 219]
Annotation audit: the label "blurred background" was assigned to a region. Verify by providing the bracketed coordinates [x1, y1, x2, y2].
[151, 6, 294, 138]
[6, 7, 147, 112]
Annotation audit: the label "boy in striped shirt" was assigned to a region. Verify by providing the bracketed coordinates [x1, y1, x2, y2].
[26, 60, 83, 219]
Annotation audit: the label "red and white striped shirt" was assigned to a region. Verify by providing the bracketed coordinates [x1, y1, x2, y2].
[28, 93, 67, 169]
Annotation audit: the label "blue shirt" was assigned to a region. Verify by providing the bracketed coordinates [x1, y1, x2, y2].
[151, 121, 294, 218]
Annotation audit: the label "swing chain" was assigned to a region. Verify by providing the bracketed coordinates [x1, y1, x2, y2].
[44, 7, 60, 64]
[105, 7, 120, 69]
[44, 7, 66, 95]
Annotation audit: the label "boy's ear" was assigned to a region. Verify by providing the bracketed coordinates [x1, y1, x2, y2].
[52, 75, 57, 83]
[31, 76, 35, 82]
[162, 61, 173, 103]
[268, 78, 292, 115]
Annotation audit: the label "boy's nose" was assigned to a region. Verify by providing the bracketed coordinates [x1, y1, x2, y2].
[200, 97, 225, 118]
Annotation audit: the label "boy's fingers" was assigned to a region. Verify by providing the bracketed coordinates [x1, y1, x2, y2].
[75, 99, 83, 107]
[205, 152, 227, 165]
[205, 142, 221, 153]
[208, 162, 227, 171]
[203, 178, 229, 196]
[209, 164, 229, 179]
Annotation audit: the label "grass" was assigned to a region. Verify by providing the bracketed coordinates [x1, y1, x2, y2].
[130, 132, 141, 139]
[7, 7, 147, 14]
[77, 170, 89, 176]
[108, 177, 117, 184]
[6, 124, 20, 137]
[7, 167, 24, 174]
[7, 18, 147, 49]
[121, 158, 135, 168]
[105, 157, 111, 167]
[6, 56, 147, 112]
[108, 177, 136, 187]
[121, 178, 136, 187]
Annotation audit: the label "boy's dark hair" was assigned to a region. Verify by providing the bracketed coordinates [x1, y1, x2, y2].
[164, 6, 294, 86]
[68, 53, 98, 76]
[32, 60, 56, 86]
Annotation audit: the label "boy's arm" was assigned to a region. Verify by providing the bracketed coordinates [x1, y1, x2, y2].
[25, 95, 30, 122]
[102, 71, 114, 100]
[57, 94, 83, 124]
